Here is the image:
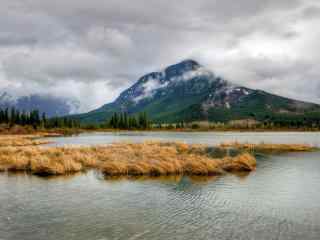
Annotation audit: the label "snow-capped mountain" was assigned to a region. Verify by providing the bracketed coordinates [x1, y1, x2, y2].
[74, 59, 320, 123]
[0, 92, 80, 117]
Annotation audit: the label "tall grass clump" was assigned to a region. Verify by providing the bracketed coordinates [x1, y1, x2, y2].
[0, 142, 256, 176]
[0, 135, 50, 147]
[220, 142, 316, 153]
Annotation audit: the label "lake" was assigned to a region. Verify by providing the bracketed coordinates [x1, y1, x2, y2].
[1, 132, 320, 240]
[46, 131, 320, 147]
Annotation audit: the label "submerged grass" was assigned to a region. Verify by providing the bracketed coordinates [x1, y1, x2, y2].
[0, 141, 256, 176]
[220, 142, 316, 152]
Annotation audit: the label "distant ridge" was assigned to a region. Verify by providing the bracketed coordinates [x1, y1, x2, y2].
[0, 92, 79, 117]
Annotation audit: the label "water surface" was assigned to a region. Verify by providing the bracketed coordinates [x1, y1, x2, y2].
[46, 131, 320, 147]
[1, 132, 320, 240]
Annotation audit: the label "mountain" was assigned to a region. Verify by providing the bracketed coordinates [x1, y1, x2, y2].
[0, 92, 80, 118]
[74, 59, 320, 124]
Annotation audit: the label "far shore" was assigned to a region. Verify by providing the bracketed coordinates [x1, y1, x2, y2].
[36, 127, 320, 137]
[1, 124, 320, 138]
[84, 128, 320, 133]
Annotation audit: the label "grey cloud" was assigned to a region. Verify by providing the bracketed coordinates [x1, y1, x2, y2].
[0, 0, 319, 112]
[0, 33, 37, 47]
[301, 5, 320, 19]
[2, 47, 108, 83]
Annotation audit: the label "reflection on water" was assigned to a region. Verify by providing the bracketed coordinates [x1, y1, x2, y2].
[103, 174, 184, 183]
[1, 151, 320, 240]
[103, 174, 221, 184]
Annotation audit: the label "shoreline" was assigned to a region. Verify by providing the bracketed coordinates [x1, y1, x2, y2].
[80, 128, 320, 133]
[1, 124, 320, 138]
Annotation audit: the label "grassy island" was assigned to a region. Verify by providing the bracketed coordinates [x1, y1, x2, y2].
[0, 139, 256, 176]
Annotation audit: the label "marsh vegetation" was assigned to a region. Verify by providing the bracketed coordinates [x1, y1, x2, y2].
[0, 134, 318, 177]
[220, 142, 316, 152]
[0, 139, 256, 176]
[0, 135, 51, 147]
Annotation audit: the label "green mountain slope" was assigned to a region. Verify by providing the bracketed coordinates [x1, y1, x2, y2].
[73, 60, 320, 124]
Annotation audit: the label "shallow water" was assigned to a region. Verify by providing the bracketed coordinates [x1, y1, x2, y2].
[46, 131, 320, 147]
[1, 132, 320, 240]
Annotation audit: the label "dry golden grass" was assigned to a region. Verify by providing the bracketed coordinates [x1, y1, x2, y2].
[0, 135, 51, 147]
[0, 142, 256, 176]
[220, 142, 316, 152]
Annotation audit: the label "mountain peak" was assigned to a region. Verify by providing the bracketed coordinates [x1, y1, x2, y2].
[177, 59, 201, 68]
[134, 59, 203, 88]
[75, 60, 320, 124]
[164, 59, 201, 79]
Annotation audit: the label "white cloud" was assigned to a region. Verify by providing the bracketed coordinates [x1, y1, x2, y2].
[171, 67, 214, 82]
[134, 76, 168, 102]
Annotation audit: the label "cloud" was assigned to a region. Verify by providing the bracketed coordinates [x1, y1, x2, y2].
[2, 46, 107, 83]
[169, 67, 214, 82]
[0, 0, 319, 112]
[301, 5, 320, 19]
[134, 78, 168, 103]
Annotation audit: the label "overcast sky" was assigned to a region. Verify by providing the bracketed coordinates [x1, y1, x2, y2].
[0, 0, 320, 112]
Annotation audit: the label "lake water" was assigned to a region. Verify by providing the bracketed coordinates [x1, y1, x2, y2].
[1, 132, 320, 240]
[46, 131, 320, 147]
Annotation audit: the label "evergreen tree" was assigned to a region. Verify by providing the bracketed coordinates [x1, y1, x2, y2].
[15, 110, 21, 125]
[21, 111, 27, 126]
[114, 113, 119, 128]
[10, 107, 16, 125]
[123, 112, 129, 129]
[0, 109, 4, 123]
[107, 112, 151, 130]
[4, 108, 9, 123]
[42, 112, 47, 128]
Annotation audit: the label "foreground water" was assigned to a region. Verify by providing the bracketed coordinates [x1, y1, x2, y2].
[1, 132, 320, 240]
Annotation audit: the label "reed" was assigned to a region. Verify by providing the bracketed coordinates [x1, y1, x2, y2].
[0, 142, 256, 176]
[220, 142, 316, 152]
[0, 135, 51, 147]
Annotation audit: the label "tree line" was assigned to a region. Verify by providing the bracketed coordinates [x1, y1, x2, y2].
[2, 106, 318, 131]
[107, 112, 150, 129]
[0, 107, 80, 129]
